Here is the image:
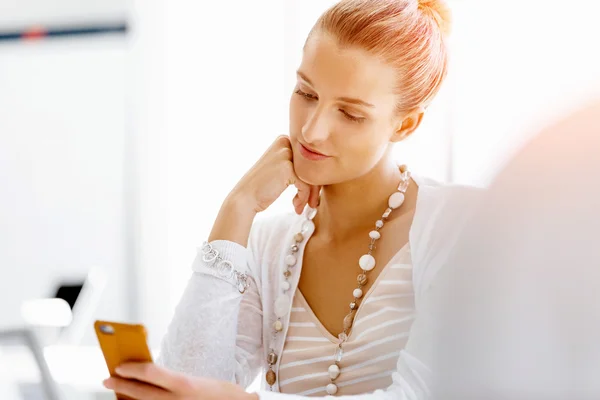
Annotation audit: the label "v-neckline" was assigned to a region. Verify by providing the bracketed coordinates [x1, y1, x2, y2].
[294, 243, 411, 344]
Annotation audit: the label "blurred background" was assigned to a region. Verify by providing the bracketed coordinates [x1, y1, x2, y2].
[1, 0, 599, 399]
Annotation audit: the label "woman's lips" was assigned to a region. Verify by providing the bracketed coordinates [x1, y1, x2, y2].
[299, 143, 331, 161]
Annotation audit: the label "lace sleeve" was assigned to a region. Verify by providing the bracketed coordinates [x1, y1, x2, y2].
[157, 240, 263, 387]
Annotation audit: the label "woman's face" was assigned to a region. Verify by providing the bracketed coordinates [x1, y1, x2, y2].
[289, 31, 404, 186]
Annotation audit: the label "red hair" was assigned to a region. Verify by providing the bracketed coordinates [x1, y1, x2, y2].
[311, 0, 452, 114]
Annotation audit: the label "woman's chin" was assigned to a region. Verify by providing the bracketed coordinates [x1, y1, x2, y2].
[293, 160, 330, 187]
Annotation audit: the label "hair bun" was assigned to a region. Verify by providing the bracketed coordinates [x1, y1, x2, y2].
[418, 0, 452, 36]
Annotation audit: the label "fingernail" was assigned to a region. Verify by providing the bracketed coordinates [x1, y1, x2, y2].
[103, 378, 114, 388]
[115, 367, 123, 375]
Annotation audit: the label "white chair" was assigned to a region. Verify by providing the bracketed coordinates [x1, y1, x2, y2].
[19, 266, 107, 346]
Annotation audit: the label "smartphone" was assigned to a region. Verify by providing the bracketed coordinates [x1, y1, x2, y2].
[94, 320, 153, 400]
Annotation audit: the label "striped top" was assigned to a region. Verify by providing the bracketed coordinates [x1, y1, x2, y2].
[278, 244, 415, 396]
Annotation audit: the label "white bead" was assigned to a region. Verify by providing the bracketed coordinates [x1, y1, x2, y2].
[353, 288, 363, 299]
[326, 383, 338, 395]
[382, 208, 393, 219]
[273, 320, 283, 332]
[359, 254, 376, 271]
[285, 254, 297, 266]
[274, 295, 290, 317]
[328, 364, 340, 379]
[281, 281, 291, 291]
[398, 179, 410, 193]
[369, 230, 381, 240]
[375, 220, 384, 228]
[301, 220, 315, 233]
[334, 346, 344, 362]
[388, 192, 405, 209]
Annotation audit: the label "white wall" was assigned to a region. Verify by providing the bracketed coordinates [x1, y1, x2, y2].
[450, 0, 600, 185]
[128, 0, 169, 347]
[160, 1, 287, 333]
[0, 35, 130, 344]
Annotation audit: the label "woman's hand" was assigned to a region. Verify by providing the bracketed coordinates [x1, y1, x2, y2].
[103, 362, 258, 400]
[231, 135, 320, 215]
[209, 135, 320, 246]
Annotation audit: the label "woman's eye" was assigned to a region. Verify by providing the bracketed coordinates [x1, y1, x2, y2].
[294, 89, 364, 123]
[294, 89, 317, 101]
[339, 109, 365, 123]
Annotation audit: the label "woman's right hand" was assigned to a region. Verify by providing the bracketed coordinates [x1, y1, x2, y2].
[208, 135, 320, 246]
[231, 135, 320, 215]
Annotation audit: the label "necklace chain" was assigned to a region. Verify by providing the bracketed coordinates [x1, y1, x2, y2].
[266, 166, 411, 395]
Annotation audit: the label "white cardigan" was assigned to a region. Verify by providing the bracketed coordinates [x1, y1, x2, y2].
[157, 176, 480, 399]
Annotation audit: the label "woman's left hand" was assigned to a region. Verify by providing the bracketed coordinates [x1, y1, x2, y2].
[103, 362, 259, 400]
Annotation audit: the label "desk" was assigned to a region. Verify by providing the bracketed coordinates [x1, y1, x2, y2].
[45, 345, 124, 400]
[6, 345, 262, 399]
[1, 344, 159, 400]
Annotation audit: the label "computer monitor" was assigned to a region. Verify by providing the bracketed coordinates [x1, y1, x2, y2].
[0, 329, 61, 400]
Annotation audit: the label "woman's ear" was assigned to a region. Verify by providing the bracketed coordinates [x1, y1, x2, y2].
[391, 108, 425, 143]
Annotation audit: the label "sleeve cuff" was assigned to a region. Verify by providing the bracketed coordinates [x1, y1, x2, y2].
[191, 240, 252, 289]
[208, 240, 250, 275]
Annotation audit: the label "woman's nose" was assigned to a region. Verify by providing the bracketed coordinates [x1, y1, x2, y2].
[301, 107, 330, 143]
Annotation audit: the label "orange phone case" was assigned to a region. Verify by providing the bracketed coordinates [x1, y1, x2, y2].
[94, 320, 153, 400]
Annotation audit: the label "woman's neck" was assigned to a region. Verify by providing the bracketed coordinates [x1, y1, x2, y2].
[314, 153, 415, 242]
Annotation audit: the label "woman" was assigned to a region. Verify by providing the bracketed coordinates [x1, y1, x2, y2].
[103, 0, 478, 398]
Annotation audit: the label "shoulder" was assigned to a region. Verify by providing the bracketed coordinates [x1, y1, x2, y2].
[411, 175, 484, 238]
[246, 210, 305, 272]
[413, 175, 484, 211]
[249, 211, 303, 247]
[409, 176, 485, 304]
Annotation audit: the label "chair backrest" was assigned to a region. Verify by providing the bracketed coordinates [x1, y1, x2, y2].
[55, 266, 107, 346]
[0, 328, 62, 400]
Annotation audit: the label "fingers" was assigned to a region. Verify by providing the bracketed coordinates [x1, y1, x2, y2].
[293, 180, 321, 215]
[276, 139, 317, 215]
[103, 377, 170, 400]
[115, 363, 179, 391]
[273, 135, 291, 151]
[293, 179, 311, 215]
[308, 185, 321, 208]
[258, 135, 291, 164]
[275, 135, 290, 144]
